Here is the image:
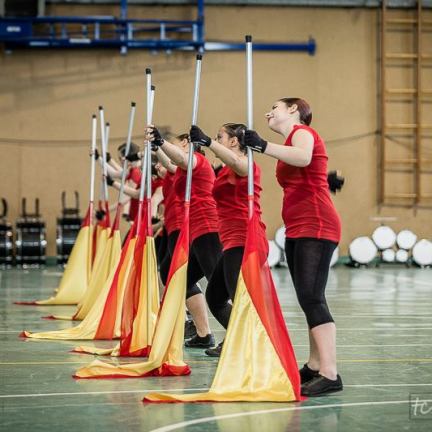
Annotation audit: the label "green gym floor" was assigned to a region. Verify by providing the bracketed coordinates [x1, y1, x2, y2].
[1, 265, 432, 431]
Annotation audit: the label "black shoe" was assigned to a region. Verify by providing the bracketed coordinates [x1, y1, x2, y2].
[299, 363, 320, 384]
[184, 319, 197, 340]
[301, 374, 343, 397]
[205, 341, 223, 357]
[185, 333, 215, 348]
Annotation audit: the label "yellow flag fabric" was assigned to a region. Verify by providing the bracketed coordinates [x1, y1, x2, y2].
[51, 227, 111, 321]
[20, 230, 123, 340]
[143, 211, 302, 403]
[145, 274, 295, 402]
[72, 234, 138, 354]
[74, 213, 191, 378]
[15, 205, 93, 306]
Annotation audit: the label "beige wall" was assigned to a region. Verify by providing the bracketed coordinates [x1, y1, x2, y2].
[1, 5, 431, 256]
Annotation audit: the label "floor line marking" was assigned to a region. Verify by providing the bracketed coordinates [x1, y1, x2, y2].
[0, 388, 209, 399]
[148, 400, 428, 432]
[2, 384, 432, 400]
[2, 358, 432, 366]
[344, 383, 432, 387]
[295, 344, 432, 347]
[338, 358, 432, 363]
[289, 327, 432, 331]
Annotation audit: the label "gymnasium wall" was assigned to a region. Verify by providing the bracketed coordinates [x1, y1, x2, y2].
[1, 4, 431, 256]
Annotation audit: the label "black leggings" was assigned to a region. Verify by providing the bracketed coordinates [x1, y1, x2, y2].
[187, 232, 222, 300]
[154, 227, 168, 266]
[205, 247, 244, 329]
[285, 237, 337, 329]
[159, 230, 179, 286]
[160, 231, 222, 300]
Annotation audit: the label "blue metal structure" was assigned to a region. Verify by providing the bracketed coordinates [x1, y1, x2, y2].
[0, 0, 315, 54]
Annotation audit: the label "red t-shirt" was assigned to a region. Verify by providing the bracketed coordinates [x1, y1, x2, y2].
[152, 177, 164, 193]
[162, 171, 183, 235]
[173, 152, 219, 242]
[213, 163, 266, 251]
[126, 167, 142, 221]
[276, 125, 341, 243]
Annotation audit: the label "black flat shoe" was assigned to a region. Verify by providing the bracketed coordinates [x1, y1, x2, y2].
[184, 319, 197, 340]
[185, 333, 215, 348]
[301, 374, 343, 397]
[205, 341, 224, 357]
[299, 363, 320, 384]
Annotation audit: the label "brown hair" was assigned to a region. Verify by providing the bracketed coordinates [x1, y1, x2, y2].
[118, 141, 140, 157]
[222, 123, 247, 154]
[176, 132, 205, 155]
[279, 98, 312, 126]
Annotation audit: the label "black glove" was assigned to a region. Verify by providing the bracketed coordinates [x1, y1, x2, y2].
[95, 209, 106, 221]
[126, 152, 140, 162]
[106, 152, 111, 163]
[93, 148, 100, 160]
[106, 175, 114, 187]
[327, 171, 345, 194]
[190, 125, 211, 147]
[244, 130, 268, 153]
[149, 126, 164, 147]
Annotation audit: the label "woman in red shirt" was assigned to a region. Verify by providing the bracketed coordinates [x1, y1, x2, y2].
[146, 127, 222, 349]
[189, 123, 267, 357]
[244, 98, 342, 397]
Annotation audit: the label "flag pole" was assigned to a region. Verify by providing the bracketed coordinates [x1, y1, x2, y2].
[145, 76, 155, 346]
[246, 35, 254, 220]
[98, 107, 109, 204]
[117, 102, 136, 215]
[185, 54, 202, 204]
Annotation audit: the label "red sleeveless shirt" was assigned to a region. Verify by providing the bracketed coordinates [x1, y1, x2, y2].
[213, 163, 266, 251]
[276, 125, 341, 243]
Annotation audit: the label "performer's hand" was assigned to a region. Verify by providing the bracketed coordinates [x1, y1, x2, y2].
[327, 171, 345, 194]
[92, 148, 100, 160]
[126, 152, 140, 162]
[146, 125, 164, 147]
[190, 125, 211, 147]
[106, 175, 114, 187]
[244, 130, 268, 153]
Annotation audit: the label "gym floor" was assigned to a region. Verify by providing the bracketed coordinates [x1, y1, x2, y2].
[1, 265, 431, 431]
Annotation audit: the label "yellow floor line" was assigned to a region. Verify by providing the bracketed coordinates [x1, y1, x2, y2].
[2, 358, 432, 366]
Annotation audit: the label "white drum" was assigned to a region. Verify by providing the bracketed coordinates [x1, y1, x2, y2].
[382, 248, 395, 263]
[412, 239, 432, 266]
[372, 226, 397, 250]
[330, 246, 339, 267]
[349, 236, 378, 264]
[396, 230, 417, 250]
[395, 249, 409, 263]
[268, 240, 282, 268]
[275, 226, 285, 250]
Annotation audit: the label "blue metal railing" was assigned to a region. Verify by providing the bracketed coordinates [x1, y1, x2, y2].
[0, 0, 315, 55]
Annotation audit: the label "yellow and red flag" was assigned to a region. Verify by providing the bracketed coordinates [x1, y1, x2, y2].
[74, 199, 159, 356]
[19, 212, 123, 341]
[15, 204, 93, 306]
[47, 212, 112, 321]
[74, 204, 191, 378]
[144, 210, 301, 402]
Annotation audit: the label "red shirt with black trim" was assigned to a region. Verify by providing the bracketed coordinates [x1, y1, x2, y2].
[213, 163, 266, 251]
[173, 152, 219, 242]
[276, 124, 341, 243]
